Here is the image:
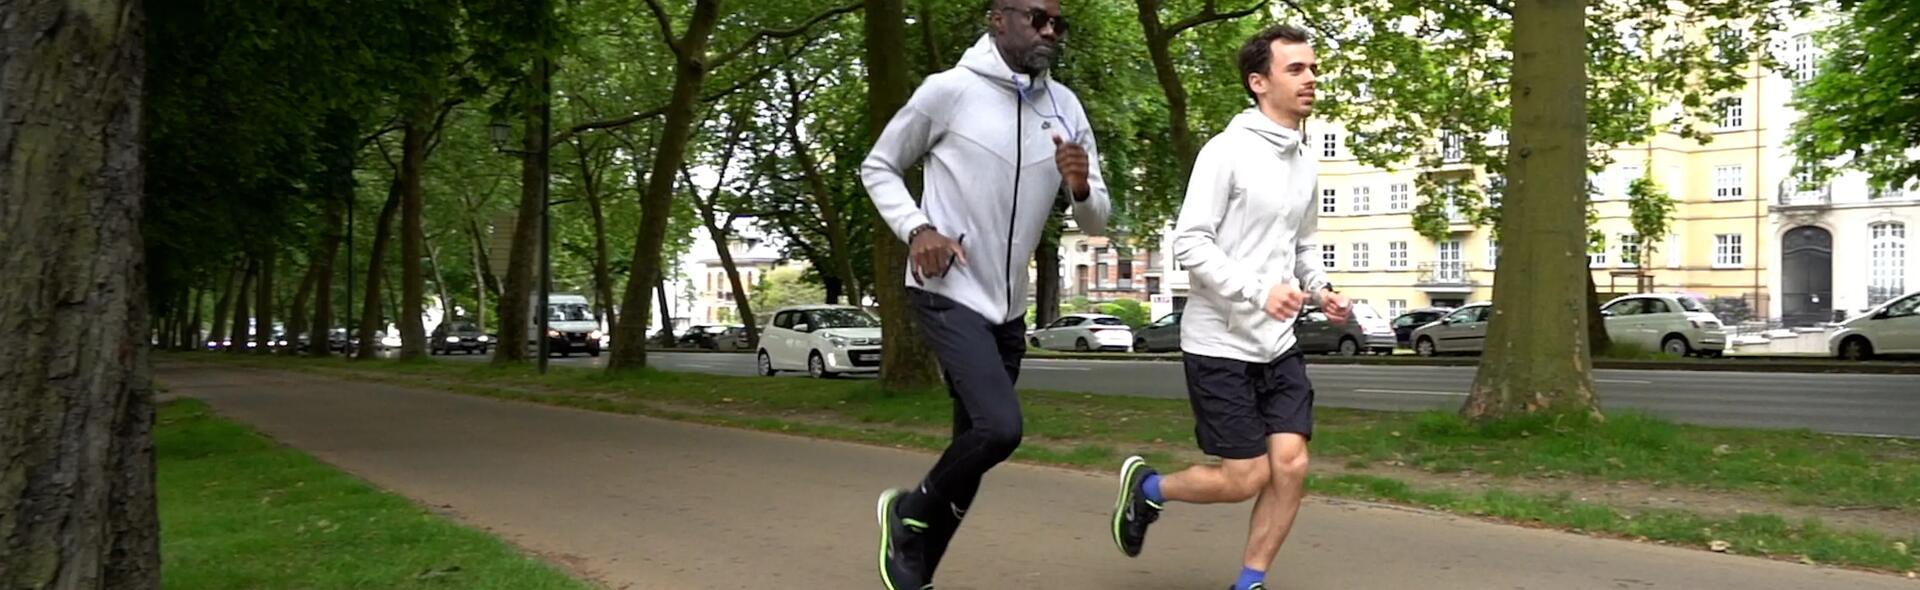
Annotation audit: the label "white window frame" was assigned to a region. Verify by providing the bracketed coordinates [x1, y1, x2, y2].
[1791, 33, 1814, 84]
[1388, 241, 1410, 269]
[1870, 222, 1907, 306]
[1714, 165, 1745, 200]
[1351, 242, 1371, 270]
[1718, 97, 1744, 130]
[1714, 234, 1744, 268]
[1388, 183, 1411, 212]
[1352, 185, 1372, 214]
[1619, 233, 1641, 268]
[1666, 232, 1682, 269]
[1589, 236, 1610, 268]
[1615, 164, 1643, 200]
[1486, 239, 1500, 269]
[1388, 299, 1408, 318]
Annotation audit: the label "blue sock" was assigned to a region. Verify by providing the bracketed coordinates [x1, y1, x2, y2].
[1141, 473, 1165, 505]
[1234, 566, 1265, 590]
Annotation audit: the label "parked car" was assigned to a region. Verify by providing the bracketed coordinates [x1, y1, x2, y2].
[1133, 311, 1182, 352]
[1600, 293, 1727, 357]
[430, 320, 492, 355]
[1410, 302, 1492, 356]
[1350, 303, 1397, 354]
[680, 324, 748, 350]
[758, 305, 883, 378]
[1030, 313, 1133, 352]
[1293, 306, 1374, 355]
[1829, 289, 1920, 360]
[1391, 308, 1452, 349]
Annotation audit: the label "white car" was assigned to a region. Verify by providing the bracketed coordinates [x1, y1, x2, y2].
[1599, 293, 1726, 357]
[757, 305, 883, 378]
[1351, 302, 1397, 354]
[1029, 313, 1133, 352]
[1830, 290, 1920, 360]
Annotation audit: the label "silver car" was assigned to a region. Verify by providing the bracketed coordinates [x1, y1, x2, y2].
[1410, 302, 1492, 356]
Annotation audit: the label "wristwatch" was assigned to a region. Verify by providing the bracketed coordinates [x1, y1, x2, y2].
[908, 223, 938, 243]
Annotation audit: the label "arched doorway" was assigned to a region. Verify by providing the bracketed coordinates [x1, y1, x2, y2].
[1781, 226, 1833, 326]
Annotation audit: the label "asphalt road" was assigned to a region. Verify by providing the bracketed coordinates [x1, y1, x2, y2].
[435, 351, 1920, 438]
[163, 362, 1912, 590]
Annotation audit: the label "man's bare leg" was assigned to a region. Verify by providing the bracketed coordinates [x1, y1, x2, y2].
[1241, 433, 1310, 572]
[1158, 455, 1271, 504]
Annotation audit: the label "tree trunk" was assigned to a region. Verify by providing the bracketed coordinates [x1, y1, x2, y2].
[0, 3, 157, 585]
[466, 217, 502, 299]
[1135, 0, 1197, 172]
[1035, 209, 1063, 328]
[610, 0, 723, 372]
[1586, 273, 1612, 355]
[208, 262, 238, 349]
[425, 237, 455, 325]
[356, 178, 402, 360]
[286, 261, 316, 355]
[786, 95, 861, 306]
[229, 258, 254, 353]
[707, 220, 758, 347]
[397, 96, 432, 360]
[496, 53, 550, 365]
[186, 287, 205, 350]
[471, 232, 489, 333]
[310, 160, 349, 358]
[253, 252, 275, 353]
[579, 143, 619, 331]
[916, 0, 944, 73]
[865, 0, 942, 390]
[1462, 0, 1602, 422]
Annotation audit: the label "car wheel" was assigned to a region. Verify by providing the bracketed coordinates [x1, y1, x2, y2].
[1839, 337, 1874, 361]
[1661, 335, 1691, 357]
[1075, 338, 1091, 352]
[1337, 337, 1359, 356]
[1134, 338, 1149, 353]
[758, 351, 778, 376]
[808, 351, 834, 379]
[1416, 337, 1437, 357]
[1029, 337, 1042, 349]
[588, 346, 602, 358]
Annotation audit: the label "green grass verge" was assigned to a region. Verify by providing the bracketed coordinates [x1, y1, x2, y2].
[174, 353, 1920, 572]
[159, 398, 595, 590]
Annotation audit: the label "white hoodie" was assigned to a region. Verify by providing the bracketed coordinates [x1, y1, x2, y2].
[1172, 109, 1330, 363]
[863, 35, 1111, 324]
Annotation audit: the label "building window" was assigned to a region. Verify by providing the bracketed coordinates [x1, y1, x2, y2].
[1322, 244, 1338, 269]
[1718, 97, 1744, 129]
[1614, 164, 1642, 200]
[1714, 165, 1745, 200]
[1714, 234, 1744, 268]
[1619, 233, 1641, 267]
[1441, 132, 1465, 162]
[1118, 258, 1134, 290]
[1589, 235, 1610, 267]
[1388, 299, 1408, 317]
[1388, 183, 1411, 212]
[1437, 240, 1463, 281]
[1388, 241, 1409, 269]
[1791, 33, 1814, 84]
[1323, 133, 1339, 159]
[1667, 233, 1682, 269]
[1321, 188, 1338, 214]
[1486, 239, 1500, 269]
[1096, 262, 1108, 288]
[1351, 243, 1371, 269]
[1352, 186, 1372, 213]
[1871, 222, 1907, 306]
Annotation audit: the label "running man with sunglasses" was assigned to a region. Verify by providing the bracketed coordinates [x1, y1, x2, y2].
[862, 1, 1110, 588]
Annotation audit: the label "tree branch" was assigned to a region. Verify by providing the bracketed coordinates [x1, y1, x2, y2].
[707, 1, 863, 72]
[554, 36, 817, 143]
[1274, 0, 1344, 45]
[1475, 0, 1512, 15]
[359, 119, 404, 148]
[1163, 0, 1267, 41]
[644, 0, 683, 58]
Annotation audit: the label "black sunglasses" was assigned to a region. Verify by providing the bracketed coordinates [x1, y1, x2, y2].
[999, 7, 1069, 35]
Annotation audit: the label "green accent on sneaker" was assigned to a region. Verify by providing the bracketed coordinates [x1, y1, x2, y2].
[1111, 455, 1145, 555]
[902, 518, 929, 531]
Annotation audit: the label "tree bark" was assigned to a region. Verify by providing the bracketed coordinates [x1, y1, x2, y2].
[470, 231, 489, 333]
[310, 165, 349, 358]
[1462, 0, 1602, 422]
[706, 219, 757, 345]
[185, 287, 205, 350]
[0, 1, 159, 584]
[610, 0, 724, 372]
[655, 275, 674, 342]
[425, 237, 455, 325]
[784, 76, 861, 306]
[576, 140, 619, 331]
[1135, 0, 1196, 170]
[286, 260, 316, 355]
[397, 95, 433, 360]
[1034, 206, 1064, 328]
[229, 258, 254, 353]
[1586, 273, 1612, 355]
[865, 0, 942, 390]
[356, 178, 402, 360]
[254, 252, 275, 353]
[465, 216, 502, 300]
[496, 51, 551, 365]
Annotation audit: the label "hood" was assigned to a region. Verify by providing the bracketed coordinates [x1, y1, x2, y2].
[1226, 109, 1305, 157]
[820, 327, 883, 340]
[959, 34, 1049, 95]
[549, 319, 600, 333]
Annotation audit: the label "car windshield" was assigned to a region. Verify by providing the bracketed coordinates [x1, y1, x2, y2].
[1091, 317, 1124, 326]
[703, 326, 731, 334]
[1676, 296, 1707, 313]
[548, 303, 593, 322]
[810, 309, 879, 328]
[448, 322, 478, 332]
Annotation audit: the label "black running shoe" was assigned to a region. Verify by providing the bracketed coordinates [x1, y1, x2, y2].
[876, 488, 929, 590]
[1111, 455, 1162, 557]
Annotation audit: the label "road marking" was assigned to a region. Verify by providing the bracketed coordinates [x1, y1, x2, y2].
[1595, 379, 1653, 385]
[1027, 366, 1093, 372]
[1355, 389, 1467, 397]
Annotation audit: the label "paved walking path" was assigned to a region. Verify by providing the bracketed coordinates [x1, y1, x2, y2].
[159, 361, 1911, 589]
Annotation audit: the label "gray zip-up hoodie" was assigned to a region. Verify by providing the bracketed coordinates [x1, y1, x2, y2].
[862, 35, 1111, 324]
[1172, 109, 1330, 363]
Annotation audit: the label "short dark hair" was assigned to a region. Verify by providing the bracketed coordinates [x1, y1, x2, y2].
[1238, 25, 1313, 106]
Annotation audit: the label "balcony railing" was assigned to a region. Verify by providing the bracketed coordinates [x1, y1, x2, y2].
[1415, 261, 1475, 290]
[1776, 179, 1831, 207]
